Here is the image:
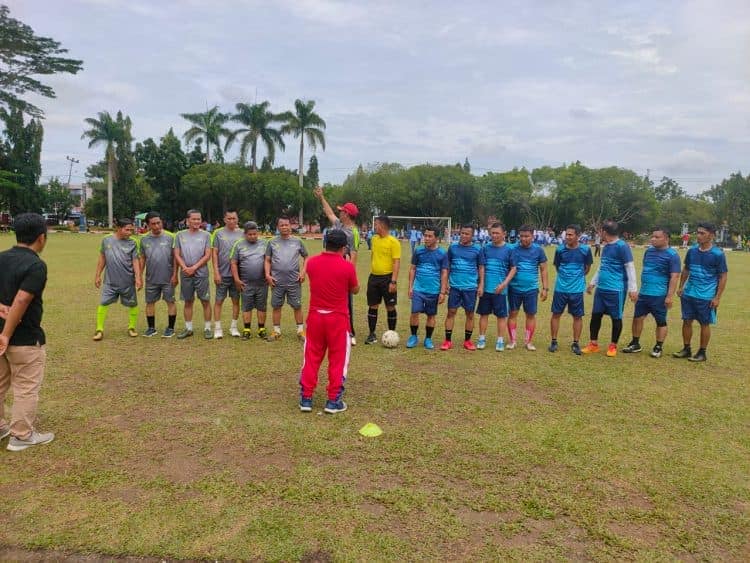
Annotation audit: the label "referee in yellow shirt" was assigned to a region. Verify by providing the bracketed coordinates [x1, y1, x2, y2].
[365, 215, 401, 344]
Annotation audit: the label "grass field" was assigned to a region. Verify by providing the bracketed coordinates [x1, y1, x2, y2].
[0, 232, 748, 561]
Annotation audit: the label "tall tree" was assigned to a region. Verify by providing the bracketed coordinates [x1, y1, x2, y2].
[42, 177, 76, 222]
[135, 128, 188, 222]
[0, 106, 44, 213]
[225, 101, 285, 172]
[180, 105, 231, 164]
[279, 99, 326, 227]
[82, 111, 122, 227]
[0, 5, 83, 118]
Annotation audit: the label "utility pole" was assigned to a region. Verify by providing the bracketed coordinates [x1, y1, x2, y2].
[65, 155, 79, 186]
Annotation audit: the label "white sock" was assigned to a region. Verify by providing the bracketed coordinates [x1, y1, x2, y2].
[185, 321, 193, 331]
[230, 319, 238, 329]
[296, 323, 304, 332]
[497, 337, 504, 343]
[204, 321, 211, 330]
[273, 325, 281, 334]
[215, 321, 222, 330]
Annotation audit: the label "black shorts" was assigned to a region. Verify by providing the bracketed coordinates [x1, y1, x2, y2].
[367, 274, 397, 307]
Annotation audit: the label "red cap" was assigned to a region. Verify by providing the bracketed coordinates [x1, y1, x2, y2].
[337, 202, 359, 217]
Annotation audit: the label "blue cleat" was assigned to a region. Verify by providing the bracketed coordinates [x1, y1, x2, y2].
[406, 335, 419, 348]
[424, 338, 434, 350]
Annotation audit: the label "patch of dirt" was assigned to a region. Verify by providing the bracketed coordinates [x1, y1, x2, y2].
[0, 547, 163, 562]
[359, 501, 387, 517]
[497, 518, 553, 548]
[608, 478, 655, 511]
[505, 379, 554, 406]
[157, 444, 211, 484]
[300, 549, 333, 562]
[608, 521, 661, 548]
[207, 446, 295, 483]
[456, 508, 520, 526]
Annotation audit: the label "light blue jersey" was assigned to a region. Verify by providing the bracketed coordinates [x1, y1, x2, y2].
[683, 245, 728, 300]
[447, 243, 485, 290]
[411, 245, 448, 295]
[509, 244, 547, 292]
[597, 239, 633, 292]
[553, 244, 592, 294]
[482, 244, 515, 294]
[640, 246, 681, 296]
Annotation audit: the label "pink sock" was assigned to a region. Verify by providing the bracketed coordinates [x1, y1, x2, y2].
[509, 325, 517, 343]
[525, 327, 535, 343]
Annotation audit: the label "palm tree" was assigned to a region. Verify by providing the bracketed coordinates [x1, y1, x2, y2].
[224, 101, 285, 173]
[81, 111, 122, 228]
[180, 106, 231, 163]
[279, 99, 326, 227]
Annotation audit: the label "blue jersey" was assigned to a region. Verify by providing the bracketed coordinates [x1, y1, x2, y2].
[553, 244, 592, 294]
[597, 239, 634, 292]
[482, 243, 515, 294]
[640, 246, 681, 297]
[509, 244, 547, 292]
[683, 245, 728, 300]
[411, 245, 448, 295]
[447, 243, 485, 290]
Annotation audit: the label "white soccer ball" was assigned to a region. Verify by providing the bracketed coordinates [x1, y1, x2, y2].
[381, 330, 400, 348]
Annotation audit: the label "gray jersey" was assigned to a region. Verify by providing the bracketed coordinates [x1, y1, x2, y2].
[231, 238, 267, 285]
[212, 227, 244, 277]
[265, 236, 308, 286]
[175, 229, 211, 277]
[140, 231, 175, 285]
[101, 235, 138, 288]
[333, 219, 355, 258]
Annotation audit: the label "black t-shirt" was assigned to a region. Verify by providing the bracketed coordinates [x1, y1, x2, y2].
[0, 246, 47, 346]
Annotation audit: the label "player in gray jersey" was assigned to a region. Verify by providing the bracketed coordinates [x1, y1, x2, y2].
[211, 209, 244, 339]
[264, 216, 308, 341]
[93, 218, 142, 341]
[231, 221, 269, 340]
[139, 212, 177, 338]
[174, 209, 213, 339]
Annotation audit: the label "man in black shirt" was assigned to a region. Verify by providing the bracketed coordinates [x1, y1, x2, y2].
[0, 213, 55, 451]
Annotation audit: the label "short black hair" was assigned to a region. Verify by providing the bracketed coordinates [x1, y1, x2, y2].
[145, 211, 161, 223]
[490, 222, 506, 231]
[14, 213, 47, 245]
[697, 221, 716, 234]
[186, 209, 201, 218]
[224, 208, 238, 216]
[244, 221, 259, 231]
[602, 220, 618, 236]
[460, 224, 475, 232]
[375, 215, 391, 228]
[518, 224, 533, 234]
[277, 215, 291, 224]
[422, 224, 438, 237]
[652, 225, 670, 238]
[115, 218, 134, 228]
[566, 224, 582, 235]
[325, 229, 348, 251]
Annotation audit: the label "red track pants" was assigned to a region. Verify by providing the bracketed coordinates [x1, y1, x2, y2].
[299, 309, 351, 401]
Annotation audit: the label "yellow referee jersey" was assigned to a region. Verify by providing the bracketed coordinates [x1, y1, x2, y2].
[370, 235, 401, 275]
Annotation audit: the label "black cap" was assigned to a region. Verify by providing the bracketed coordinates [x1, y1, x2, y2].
[326, 229, 348, 250]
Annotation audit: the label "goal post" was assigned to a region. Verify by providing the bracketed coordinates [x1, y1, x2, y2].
[376, 216, 453, 244]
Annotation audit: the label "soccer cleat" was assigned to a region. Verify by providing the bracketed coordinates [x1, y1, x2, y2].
[241, 329, 252, 340]
[267, 331, 282, 342]
[476, 336, 487, 350]
[324, 399, 347, 414]
[143, 327, 158, 338]
[650, 346, 663, 358]
[230, 326, 241, 338]
[440, 340, 453, 351]
[463, 340, 477, 351]
[0, 425, 10, 440]
[92, 330, 104, 341]
[162, 327, 175, 338]
[128, 328, 138, 338]
[606, 344, 617, 357]
[525, 342, 537, 351]
[581, 343, 600, 354]
[672, 347, 691, 359]
[350, 336, 357, 346]
[496, 339, 505, 352]
[6, 430, 55, 452]
[297, 329, 306, 342]
[688, 350, 707, 362]
[548, 341, 559, 353]
[364, 332, 377, 345]
[299, 397, 313, 412]
[203, 328, 213, 340]
[257, 327, 268, 340]
[506, 341, 517, 350]
[424, 338, 434, 350]
[622, 343, 643, 353]
[213, 327, 224, 339]
[406, 335, 419, 348]
[176, 329, 193, 339]
[571, 342, 582, 355]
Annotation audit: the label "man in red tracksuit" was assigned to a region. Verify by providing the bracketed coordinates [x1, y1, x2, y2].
[299, 229, 360, 414]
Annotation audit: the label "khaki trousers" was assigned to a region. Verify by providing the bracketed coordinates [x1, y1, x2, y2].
[0, 344, 46, 439]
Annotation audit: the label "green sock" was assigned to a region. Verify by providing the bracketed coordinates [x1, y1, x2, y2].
[96, 305, 109, 332]
[128, 306, 139, 330]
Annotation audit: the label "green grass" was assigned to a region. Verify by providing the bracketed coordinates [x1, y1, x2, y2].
[1, 232, 748, 561]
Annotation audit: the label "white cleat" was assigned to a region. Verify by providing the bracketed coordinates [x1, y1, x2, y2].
[230, 327, 241, 338]
[213, 327, 224, 339]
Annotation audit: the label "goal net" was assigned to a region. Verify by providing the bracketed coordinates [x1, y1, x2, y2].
[379, 216, 453, 246]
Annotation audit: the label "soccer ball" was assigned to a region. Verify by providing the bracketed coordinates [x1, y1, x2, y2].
[381, 330, 400, 348]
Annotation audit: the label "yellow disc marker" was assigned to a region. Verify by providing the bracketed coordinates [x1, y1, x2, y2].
[359, 423, 383, 437]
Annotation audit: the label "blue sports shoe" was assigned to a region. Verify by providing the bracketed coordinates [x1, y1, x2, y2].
[424, 338, 434, 350]
[143, 327, 157, 337]
[324, 400, 347, 414]
[162, 327, 175, 338]
[495, 339, 505, 352]
[476, 336, 487, 350]
[299, 397, 313, 412]
[406, 335, 419, 348]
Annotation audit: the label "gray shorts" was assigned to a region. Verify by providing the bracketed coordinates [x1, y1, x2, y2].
[215, 276, 239, 301]
[145, 283, 176, 304]
[180, 275, 210, 302]
[271, 284, 302, 309]
[101, 284, 137, 307]
[242, 284, 268, 312]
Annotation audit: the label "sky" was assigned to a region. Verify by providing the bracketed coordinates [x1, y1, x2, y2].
[7, 0, 750, 194]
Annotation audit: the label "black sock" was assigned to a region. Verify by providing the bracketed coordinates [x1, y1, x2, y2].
[368, 309, 378, 333]
[611, 319, 623, 343]
[683, 343, 692, 351]
[697, 347, 706, 354]
[410, 325, 418, 336]
[445, 329, 453, 342]
[631, 336, 640, 346]
[168, 314, 176, 329]
[243, 321, 250, 330]
[655, 341, 663, 348]
[147, 315, 155, 329]
[464, 330, 472, 341]
[426, 326, 434, 339]
[387, 309, 397, 331]
[590, 313, 603, 340]
[572, 340, 579, 345]
[551, 338, 558, 343]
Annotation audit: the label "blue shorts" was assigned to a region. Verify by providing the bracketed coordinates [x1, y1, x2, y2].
[448, 287, 477, 311]
[634, 294, 668, 324]
[680, 295, 716, 325]
[476, 293, 508, 318]
[592, 289, 625, 320]
[551, 291, 584, 317]
[411, 290, 439, 316]
[508, 289, 538, 315]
